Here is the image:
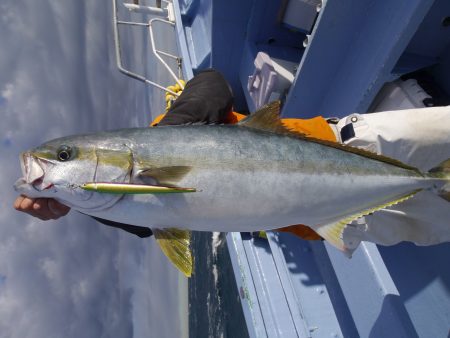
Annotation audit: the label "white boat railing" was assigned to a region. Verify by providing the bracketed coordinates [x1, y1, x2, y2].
[112, 0, 184, 96]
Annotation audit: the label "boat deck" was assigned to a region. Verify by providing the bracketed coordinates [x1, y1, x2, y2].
[174, 1, 450, 337]
[123, 0, 450, 336]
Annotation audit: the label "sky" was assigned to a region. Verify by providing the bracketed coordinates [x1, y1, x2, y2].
[0, 1, 186, 337]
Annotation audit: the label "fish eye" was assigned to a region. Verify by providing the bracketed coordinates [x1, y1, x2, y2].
[57, 145, 73, 161]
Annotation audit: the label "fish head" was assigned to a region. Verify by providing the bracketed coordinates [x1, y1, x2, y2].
[14, 134, 133, 211]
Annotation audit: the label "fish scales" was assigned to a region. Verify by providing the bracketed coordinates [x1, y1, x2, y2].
[72, 125, 427, 231]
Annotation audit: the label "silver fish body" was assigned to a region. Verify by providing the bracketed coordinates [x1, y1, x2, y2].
[15, 124, 438, 232]
[15, 103, 450, 275]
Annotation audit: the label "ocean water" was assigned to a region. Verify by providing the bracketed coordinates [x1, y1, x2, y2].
[189, 232, 250, 338]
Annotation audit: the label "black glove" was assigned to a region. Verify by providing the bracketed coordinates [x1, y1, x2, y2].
[158, 69, 234, 126]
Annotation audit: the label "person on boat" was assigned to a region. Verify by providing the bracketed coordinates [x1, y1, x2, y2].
[14, 69, 450, 249]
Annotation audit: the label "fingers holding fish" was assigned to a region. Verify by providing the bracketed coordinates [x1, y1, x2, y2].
[14, 195, 70, 220]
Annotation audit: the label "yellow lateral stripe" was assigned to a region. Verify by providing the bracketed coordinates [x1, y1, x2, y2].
[81, 182, 196, 194]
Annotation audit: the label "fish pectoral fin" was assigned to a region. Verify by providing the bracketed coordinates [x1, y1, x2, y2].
[81, 182, 196, 194]
[153, 228, 193, 277]
[315, 189, 422, 255]
[138, 166, 192, 186]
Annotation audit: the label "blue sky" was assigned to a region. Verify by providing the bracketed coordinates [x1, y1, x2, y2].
[0, 1, 186, 337]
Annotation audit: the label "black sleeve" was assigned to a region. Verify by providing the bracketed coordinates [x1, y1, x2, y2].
[91, 216, 153, 238]
[157, 69, 234, 126]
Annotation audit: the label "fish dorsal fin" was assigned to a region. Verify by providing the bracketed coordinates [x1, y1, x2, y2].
[238, 101, 288, 134]
[239, 101, 419, 172]
[153, 228, 193, 277]
[301, 135, 420, 172]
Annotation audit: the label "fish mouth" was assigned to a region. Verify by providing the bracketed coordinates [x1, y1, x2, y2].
[15, 152, 54, 192]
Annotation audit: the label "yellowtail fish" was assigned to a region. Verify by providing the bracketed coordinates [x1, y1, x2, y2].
[14, 102, 450, 277]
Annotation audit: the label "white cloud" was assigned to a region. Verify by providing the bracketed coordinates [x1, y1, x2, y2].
[0, 1, 184, 338]
[1, 83, 14, 100]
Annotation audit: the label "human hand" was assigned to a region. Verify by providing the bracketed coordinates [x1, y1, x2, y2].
[13, 195, 70, 221]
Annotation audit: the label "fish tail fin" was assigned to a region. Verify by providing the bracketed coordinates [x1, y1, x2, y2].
[429, 158, 450, 202]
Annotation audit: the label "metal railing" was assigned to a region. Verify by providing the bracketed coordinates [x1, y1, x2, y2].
[112, 0, 185, 96]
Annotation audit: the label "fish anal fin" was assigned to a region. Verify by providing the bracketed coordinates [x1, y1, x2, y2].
[138, 166, 192, 186]
[315, 220, 350, 254]
[153, 228, 193, 277]
[239, 101, 419, 172]
[315, 189, 421, 254]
